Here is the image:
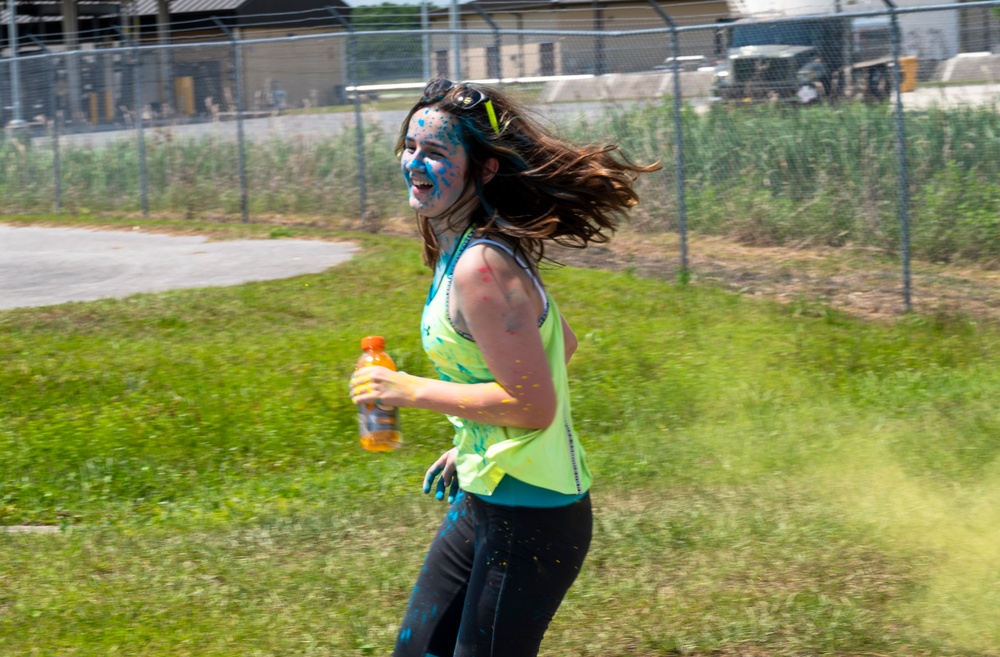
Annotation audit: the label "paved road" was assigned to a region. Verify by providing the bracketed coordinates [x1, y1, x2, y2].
[32, 82, 996, 151]
[28, 102, 634, 150]
[0, 224, 357, 311]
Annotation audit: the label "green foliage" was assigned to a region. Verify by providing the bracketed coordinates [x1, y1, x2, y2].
[572, 100, 1000, 261]
[912, 161, 1000, 263]
[3, 228, 1000, 654]
[0, 128, 411, 220]
[0, 98, 1000, 255]
[2, 99, 999, 265]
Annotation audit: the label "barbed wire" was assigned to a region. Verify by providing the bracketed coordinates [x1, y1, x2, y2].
[5, 1, 739, 45]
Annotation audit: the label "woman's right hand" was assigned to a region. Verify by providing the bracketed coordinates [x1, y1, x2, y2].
[423, 447, 459, 503]
[349, 367, 422, 409]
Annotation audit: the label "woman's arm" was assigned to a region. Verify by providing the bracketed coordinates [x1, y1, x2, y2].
[349, 243, 557, 430]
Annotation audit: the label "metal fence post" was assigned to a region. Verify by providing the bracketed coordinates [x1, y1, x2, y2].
[879, 0, 912, 313]
[213, 18, 250, 223]
[328, 7, 367, 220]
[470, 2, 502, 82]
[51, 54, 62, 214]
[647, 0, 689, 281]
[450, 0, 462, 80]
[7, 0, 23, 124]
[421, 2, 431, 81]
[593, 0, 605, 76]
[116, 27, 150, 218]
[135, 45, 149, 218]
[29, 35, 60, 213]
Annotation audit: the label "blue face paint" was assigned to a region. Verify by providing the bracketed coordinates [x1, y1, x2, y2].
[400, 108, 470, 218]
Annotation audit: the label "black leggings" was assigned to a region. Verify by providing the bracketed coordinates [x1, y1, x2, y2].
[393, 491, 593, 657]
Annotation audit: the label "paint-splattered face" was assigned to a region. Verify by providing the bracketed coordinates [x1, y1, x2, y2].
[401, 108, 470, 218]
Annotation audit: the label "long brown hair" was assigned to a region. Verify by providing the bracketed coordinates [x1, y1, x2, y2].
[396, 81, 662, 267]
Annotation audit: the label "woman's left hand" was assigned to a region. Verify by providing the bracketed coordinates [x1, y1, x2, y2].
[349, 366, 420, 408]
[423, 447, 460, 503]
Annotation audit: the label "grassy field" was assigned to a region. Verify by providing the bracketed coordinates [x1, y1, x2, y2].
[2, 220, 1000, 655]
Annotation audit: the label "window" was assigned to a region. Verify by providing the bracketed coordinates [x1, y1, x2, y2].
[487, 46, 500, 79]
[435, 50, 449, 78]
[539, 42, 555, 77]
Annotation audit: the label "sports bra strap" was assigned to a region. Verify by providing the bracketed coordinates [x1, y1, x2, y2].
[468, 238, 549, 315]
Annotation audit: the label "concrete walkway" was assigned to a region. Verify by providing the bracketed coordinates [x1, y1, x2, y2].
[0, 224, 357, 311]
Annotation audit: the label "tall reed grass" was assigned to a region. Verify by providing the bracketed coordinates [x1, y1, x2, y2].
[2, 101, 998, 262]
[0, 126, 412, 221]
[580, 102, 1000, 262]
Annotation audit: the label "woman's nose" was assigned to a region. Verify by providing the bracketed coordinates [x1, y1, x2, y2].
[405, 155, 423, 171]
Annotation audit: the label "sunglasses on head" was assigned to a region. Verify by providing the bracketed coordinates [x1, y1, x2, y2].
[420, 79, 500, 136]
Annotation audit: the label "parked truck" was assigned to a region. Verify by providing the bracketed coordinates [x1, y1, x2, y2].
[710, 0, 897, 103]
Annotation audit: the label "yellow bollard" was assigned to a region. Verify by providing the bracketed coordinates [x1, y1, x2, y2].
[899, 56, 918, 93]
[174, 77, 195, 117]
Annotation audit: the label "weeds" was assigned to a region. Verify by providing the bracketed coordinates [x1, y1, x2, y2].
[3, 100, 999, 264]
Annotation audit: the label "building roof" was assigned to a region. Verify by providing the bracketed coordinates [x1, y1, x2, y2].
[428, 0, 681, 18]
[0, 0, 348, 23]
[131, 0, 349, 16]
[4, 2, 125, 21]
[2, 0, 349, 27]
[429, 0, 548, 16]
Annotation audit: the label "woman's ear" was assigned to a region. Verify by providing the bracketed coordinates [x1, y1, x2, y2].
[482, 158, 499, 185]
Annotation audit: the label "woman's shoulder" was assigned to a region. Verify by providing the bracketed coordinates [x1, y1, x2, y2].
[452, 239, 521, 288]
[450, 231, 550, 329]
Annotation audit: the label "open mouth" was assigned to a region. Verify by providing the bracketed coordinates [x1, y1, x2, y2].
[412, 180, 434, 193]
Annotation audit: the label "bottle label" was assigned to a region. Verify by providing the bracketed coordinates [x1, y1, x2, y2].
[358, 404, 401, 437]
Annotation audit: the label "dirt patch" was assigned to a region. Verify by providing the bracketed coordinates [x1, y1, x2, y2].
[377, 215, 1000, 323]
[547, 230, 1000, 324]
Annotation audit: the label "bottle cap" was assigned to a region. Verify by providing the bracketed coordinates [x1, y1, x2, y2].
[361, 335, 386, 351]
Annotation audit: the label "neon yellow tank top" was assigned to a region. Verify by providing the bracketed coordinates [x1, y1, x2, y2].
[420, 228, 592, 497]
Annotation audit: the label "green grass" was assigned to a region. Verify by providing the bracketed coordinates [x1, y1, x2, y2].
[3, 223, 1000, 655]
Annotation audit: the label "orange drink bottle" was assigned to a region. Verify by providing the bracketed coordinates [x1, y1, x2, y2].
[356, 335, 402, 452]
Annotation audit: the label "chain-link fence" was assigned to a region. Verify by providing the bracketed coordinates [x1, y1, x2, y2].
[1, 1, 999, 315]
